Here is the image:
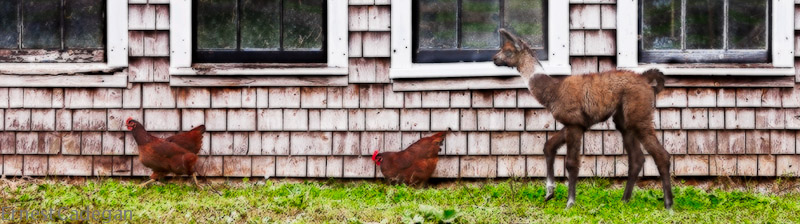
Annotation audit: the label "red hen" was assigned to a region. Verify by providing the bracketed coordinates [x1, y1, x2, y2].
[372, 130, 448, 185]
[125, 118, 202, 187]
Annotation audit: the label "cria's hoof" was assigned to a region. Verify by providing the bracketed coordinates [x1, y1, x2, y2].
[565, 201, 575, 209]
[544, 186, 555, 202]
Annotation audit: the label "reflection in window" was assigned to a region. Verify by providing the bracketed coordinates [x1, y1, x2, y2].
[0, 0, 105, 63]
[641, 0, 768, 63]
[415, 0, 547, 63]
[194, 0, 325, 63]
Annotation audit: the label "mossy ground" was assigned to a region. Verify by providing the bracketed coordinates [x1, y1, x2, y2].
[1, 177, 798, 223]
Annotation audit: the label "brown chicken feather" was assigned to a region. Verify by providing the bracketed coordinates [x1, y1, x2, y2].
[372, 131, 448, 185]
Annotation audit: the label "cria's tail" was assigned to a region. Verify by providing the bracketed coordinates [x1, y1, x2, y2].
[642, 69, 665, 94]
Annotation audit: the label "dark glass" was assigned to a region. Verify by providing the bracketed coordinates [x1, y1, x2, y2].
[728, 0, 767, 49]
[282, 0, 324, 50]
[461, 0, 500, 49]
[196, 0, 237, 49]
[418, 0, 457, 49]
[685, 0, 724, 49]
[241, 0, 281, 50]
[22, 0, 60, 49]
[0, 0, 19, 48]
[505, 0, 545, 49]
[65, 0, 104, 49]
[642, 0, 681, 50]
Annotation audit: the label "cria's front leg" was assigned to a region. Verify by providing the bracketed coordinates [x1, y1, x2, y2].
[564, 126, 584, 209]
[542, 129, 565, 202]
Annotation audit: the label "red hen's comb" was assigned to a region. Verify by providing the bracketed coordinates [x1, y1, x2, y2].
[125, 117, 133, 124]
[371, 150, 379, 161]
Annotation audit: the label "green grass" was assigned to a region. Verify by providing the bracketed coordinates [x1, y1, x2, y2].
[1, 178, 799, 223]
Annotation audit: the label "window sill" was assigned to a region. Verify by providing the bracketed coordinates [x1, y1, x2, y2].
[390, 61, 572, 79]
[0, 63, 123, 75]
[619, 64, 795, 76]
[170, 63, 348, 76]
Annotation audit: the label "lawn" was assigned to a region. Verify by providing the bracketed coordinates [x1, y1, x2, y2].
[1, 177, 799, 223]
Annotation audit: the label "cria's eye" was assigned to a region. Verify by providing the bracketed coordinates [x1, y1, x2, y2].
[504, 51, 512, 57]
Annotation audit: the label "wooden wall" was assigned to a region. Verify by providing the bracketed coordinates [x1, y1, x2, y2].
[0, 0, 799, 178]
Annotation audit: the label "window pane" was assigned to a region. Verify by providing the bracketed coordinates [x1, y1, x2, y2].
[642, 0, 680, 50]
[283, 0, 324, 50]
[0, 0, 18, 48]
[418, 0, 457, 49]
[196, 0, 237, 50]
[505, 0, 545, 49]
[685, 0, 724, 49]
[65, 0, 104, 49]
[728, 0, 767, 49]
[461, 0, 499, 49]
[22, 0, 60, 49]
[241, 0, 280, 50]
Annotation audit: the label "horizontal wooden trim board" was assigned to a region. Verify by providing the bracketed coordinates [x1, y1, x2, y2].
[170, 66, 348, 76]
[665, 76, 796, 88]
[169, 75, 349, 87]
[0, 63, 124, 75]
[391, 76, 526, 91]
[0, 73, 128, 88]
[392, 76, 795, 91]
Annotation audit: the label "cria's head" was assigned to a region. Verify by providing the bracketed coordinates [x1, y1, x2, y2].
[493, 28, 536, 67]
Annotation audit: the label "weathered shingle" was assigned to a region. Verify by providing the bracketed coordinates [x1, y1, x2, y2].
[365, 109, 399, 131]
[227, 109, 256, 131]
[261, 132, 290, 155]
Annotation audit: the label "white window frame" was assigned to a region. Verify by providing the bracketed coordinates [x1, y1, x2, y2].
[0, 0, 129, 87]
[390, 0, 571, 79]
[169, 0, 348, 76]
[617, 0, 795, 76]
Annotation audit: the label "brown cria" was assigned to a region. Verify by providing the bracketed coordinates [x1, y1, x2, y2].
[493, 29, 673, 209]
[372, 130, 448, 186]
[125, 118, 200, 188]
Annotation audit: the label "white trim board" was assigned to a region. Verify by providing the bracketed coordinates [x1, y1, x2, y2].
[0, 0, 128, 87]
[169, 0, 349, 75]
[616, 0, 794, 74]
[389, 0, 571, 78]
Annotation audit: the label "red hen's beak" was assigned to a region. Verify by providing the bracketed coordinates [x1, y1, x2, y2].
[371, 150, 380, 166]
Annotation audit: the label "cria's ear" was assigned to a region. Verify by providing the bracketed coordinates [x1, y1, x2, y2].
[499, 28, 523, 50]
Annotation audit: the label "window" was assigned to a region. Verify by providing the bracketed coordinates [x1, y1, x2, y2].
[0, 0, 105, 63]
[0, 0, 128, 88]
[640, 0, 768, 63]
[617, 0, 793, 75]
[169, 0, 348, 78]
[193, 0, 326, 63]
[391, 0, 570, 79]
[413, 0, 547, 63]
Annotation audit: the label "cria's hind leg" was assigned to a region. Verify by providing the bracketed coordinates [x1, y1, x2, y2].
[543, 129, 566, 202]
[564, 126, 584, 209]
[636, 125, 674, 209]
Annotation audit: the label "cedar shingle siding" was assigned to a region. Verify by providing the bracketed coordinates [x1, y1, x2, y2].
[1, 0, 799, 178]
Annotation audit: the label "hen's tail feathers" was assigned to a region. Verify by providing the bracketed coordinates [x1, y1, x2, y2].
[191, 125, 206, 133]
[642, 69, 665, 94]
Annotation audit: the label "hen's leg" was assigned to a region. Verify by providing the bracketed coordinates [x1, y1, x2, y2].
[543, 129, 566, 202]
[140, 171, 165, 187]
[564, 126, 584, 209]
[192, 173, 200, 188]
[139, 179, 155, 187]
